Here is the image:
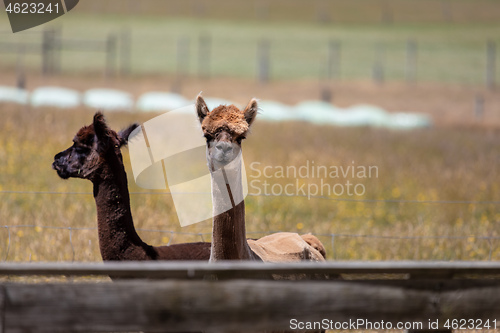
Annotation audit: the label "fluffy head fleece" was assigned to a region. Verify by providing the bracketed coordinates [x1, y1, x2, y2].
[200, 104, 250, 136]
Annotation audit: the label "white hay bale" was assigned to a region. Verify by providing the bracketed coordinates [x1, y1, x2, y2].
[0, 86, 28, 105]
[83, 88, 133, 111]
[30, 86, 81, 108]
[258, 100, 298, 121]
[136, 92, 189, 112]
[388, 112, 432, 129]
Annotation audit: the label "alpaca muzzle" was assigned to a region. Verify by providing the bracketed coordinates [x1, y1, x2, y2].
[211, 141, 240, 168]
[52, 159, 70, 179]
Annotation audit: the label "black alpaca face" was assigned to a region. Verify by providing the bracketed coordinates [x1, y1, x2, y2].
[52, 112, 138, 180]
[52, 130, 98, 180]
[196, 95, 257, 170]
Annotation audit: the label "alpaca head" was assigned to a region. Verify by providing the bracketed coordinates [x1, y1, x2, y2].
[196, 94, 257, 171]
[52, 112, 139, 182]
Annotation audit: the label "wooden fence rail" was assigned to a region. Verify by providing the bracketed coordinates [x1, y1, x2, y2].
[0, 261, 500, 332]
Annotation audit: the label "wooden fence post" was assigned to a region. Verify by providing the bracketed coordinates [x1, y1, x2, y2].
[49, 27, 61, 74]
[41, 28, 54, 75]
[373, 42, 385, 84]
[198, 34, 211, 79]
[486, 40, 496, 90]
[50, 27, 58, 74]
[320, 87, 332, 103]
[173, 36, 190, 93]
[406, 270, 453, 333]
[105, 34, 117, 78]
[257, 39, 270, 84]
[16, 45, 25, 89]
[120, 28, 131, 76]
[406, 39, 417, 83]
[327, 40, 341, 81]
[177, 36, 190, 76]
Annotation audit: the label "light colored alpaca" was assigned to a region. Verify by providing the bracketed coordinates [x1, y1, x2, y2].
[196, 95, 326, 263]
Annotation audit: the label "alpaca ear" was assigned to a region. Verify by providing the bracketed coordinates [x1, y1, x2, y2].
[93, 112, 109, 139]
[118, 123, 140, 147]
[93, 112, 111, 150]
[243, 98, 258, 127]
[196, 94, 209, 123]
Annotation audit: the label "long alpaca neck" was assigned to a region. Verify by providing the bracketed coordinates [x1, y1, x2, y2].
[93, 163, 154, 261]
[210, 158, 254, 261]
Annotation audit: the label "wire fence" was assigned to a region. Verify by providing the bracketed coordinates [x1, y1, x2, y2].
[1, 224, 499, 262]
[0, 224, 209, 262]
[1, 189, 499, 205]
[0, 189, 499, 262]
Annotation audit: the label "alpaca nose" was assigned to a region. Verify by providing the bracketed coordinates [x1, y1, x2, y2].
[53, 151, 68, 164]
[52, 154, 63, 172]
[215, 141, 233, 154]
[54, 152, 63, 161]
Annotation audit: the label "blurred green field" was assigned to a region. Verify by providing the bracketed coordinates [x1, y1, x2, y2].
[1, 5, 500, 84]
[0, 105, 499, 262]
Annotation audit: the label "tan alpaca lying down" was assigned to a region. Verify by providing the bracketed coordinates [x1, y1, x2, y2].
[248, 232, 325, 263]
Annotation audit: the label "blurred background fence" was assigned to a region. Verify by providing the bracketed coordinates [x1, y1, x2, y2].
[0, 0, 499, 87]
[0, 27, 497, 87]
[0, 27, 123, 79]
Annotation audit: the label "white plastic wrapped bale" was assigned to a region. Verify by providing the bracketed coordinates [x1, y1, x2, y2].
[0, 86, 28, 105]
[293, 100, 351, 126]
[30, 86, 81, 108]
[136, 92, 189, 112]
[258, 100, 298, 121]
[388, 112, 432, 129]
[262, 99, 432, 129]
[345, 104, 391, 127]
[83, 89, 133, 111]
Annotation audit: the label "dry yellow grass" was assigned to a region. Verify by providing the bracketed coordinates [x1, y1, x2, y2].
[0, 102, 499, 262]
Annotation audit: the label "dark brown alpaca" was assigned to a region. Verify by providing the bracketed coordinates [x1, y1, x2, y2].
[53, 112, 211, 261]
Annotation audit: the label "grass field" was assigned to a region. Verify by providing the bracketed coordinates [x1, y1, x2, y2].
[1, 4, 500, 84]
[0, 103, 499, 262]
[0, 0, 499, 263]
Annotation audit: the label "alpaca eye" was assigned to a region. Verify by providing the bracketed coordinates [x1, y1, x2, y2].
[204, 134, 213, 142]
